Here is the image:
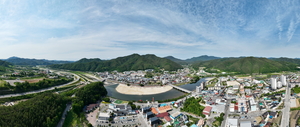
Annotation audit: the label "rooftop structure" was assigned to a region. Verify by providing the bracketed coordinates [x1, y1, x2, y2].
[158, 105, 172, 113]
[227, 118, 238, 127]
[226, 81, 240, 86]
[203, 106, 212, 116]
[240, 121, 251, 127]
[98, 112, 110, 120]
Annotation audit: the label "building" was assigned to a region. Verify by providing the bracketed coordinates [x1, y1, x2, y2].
[229, 103, 235, 112]
[226, 118, 238, 127]
[85, 103, 98, 113]
[98, 112, 110, 121]
[203, 106, 212, 116]
[277, 81, 282, 88]
[158, 105, 172, 113]
[249, 97, 257, 111]
[240, 121, 251, 127]
[196, 86, 202, 93]
[237, 98, 248, 113]
[211, 104, 225, 113]
[271, 78, 277, 89]
[149, 117, 160, 125]
[281, 75, 287, 86]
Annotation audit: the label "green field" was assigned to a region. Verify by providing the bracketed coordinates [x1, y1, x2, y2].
[114, 100, 123, 104]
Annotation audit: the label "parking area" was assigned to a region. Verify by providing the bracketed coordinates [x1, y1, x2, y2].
[86, 107, 99, 126]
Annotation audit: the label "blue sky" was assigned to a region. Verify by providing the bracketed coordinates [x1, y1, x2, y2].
[1, 0, 300, 60]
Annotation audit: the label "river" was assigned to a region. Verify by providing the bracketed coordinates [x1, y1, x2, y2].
[104, 78, 209, 101]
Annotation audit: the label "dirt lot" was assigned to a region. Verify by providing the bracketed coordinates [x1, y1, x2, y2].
[22, 78, 44, 83]
[86, 107, 99, 126]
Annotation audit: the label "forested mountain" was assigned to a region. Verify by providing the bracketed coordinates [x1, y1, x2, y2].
[49, 54, 183, 72]
[192, 57, 298, 74]
[269, 57, 300, 65]
[0, 93, 67, 127]
[3, 56, 73, 66]
[185, 55, 221, 63]
[164, 56, 187, 65]
[164, 55, 221, 65]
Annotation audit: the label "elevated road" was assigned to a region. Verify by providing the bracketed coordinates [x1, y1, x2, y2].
[168, 84, 191, 93]
[0, 73, 80, 99]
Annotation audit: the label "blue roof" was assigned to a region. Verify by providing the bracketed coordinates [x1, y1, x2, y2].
[190, 124, 198, 127]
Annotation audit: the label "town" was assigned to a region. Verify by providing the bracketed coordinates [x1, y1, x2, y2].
[78, 68, 300, 127]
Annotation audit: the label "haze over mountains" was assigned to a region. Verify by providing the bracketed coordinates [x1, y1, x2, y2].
[2, 57, 73, 66]
[1, 54, 300, 74]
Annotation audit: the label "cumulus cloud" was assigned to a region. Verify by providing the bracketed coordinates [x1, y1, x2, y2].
[0, 0, 300, 60]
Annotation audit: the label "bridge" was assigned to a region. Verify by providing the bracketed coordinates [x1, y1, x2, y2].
[168, 84, 192, 93]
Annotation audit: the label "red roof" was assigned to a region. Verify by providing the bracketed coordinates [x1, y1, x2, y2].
[164, 116, 172, 122]
[156, 112, 169, 118]
[203, 106, 212, 115]
[234, 105, 238, 110]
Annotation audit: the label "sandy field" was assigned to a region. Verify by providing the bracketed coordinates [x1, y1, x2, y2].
[115, 84, 173, 95]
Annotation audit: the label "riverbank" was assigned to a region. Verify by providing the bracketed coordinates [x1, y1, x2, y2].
[115, 84, 173, 95]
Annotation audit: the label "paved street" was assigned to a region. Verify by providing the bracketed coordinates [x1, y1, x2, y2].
[221, 99, 231, 127]
[57, 103, 72, 127]
[281, 83, 291, 127]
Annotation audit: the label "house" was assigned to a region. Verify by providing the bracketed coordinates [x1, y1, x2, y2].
[149, 117, 160, 125]
[85, 104, 98, 113]
[170, 111, 182, 120]
[146, 111, 154, 119]
[151, 107, 159, 115]
[158, 105, 172, 113]
[142, 107, 151, 113]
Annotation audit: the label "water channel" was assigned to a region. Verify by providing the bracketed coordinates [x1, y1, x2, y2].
[104, 78, 208, 101]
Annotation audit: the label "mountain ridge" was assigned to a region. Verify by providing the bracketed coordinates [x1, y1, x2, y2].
[49, 54, 183, 72]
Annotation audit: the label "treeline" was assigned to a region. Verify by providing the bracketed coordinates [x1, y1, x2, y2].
[192, 57, 298, 74]
[0, 81, 108, 127]
[181, 97, 205, 118]
[72, 82, 107, 114]
[49, 54, 183, 72]
[2, 78, 73, 94]
[0, 93, 68, 127]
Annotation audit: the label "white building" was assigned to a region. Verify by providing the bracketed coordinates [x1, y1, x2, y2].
[230, 103, 235, 112]
[249, 97, 257, 111]
[271, 78, 277, 89]
[277, 81, 282, 88]
[98, 112, 110, 121]
[281, 75, 287, 86]
[196, 86, 202, 93]
[227, 118, 238, 127]
[240, 121, 251, 127]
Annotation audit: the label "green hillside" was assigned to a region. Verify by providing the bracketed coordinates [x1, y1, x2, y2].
[0, 60, 11, 72]
[4, 56, 72, 66]
[192, 57, 298, 74]
[269, 57, 300, 65]
[49, 54, 183, 72]
[164, 56, 187, 65]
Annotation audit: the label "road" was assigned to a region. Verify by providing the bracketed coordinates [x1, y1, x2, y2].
[281, 84, 291, 127]
[221, 99, 231, 127]
[57, 103, 72, 127]
[0, 73, 80, 99]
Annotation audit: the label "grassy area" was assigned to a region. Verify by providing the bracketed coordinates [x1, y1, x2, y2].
[114, 100, 123, 104]
[292, 87, 300, 93]
[63, 110, 87, 127]
[0, 80, 6, 87]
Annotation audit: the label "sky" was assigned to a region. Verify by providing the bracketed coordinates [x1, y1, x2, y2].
[1, 0, 300, 60]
